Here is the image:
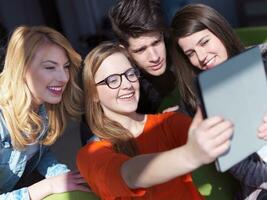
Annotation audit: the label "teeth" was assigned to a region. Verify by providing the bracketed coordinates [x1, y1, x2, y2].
[119, 93, 134, 99]
[48, 86, 62, 91]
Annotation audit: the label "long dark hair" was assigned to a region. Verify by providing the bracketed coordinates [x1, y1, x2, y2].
[171, 4, 245, 114]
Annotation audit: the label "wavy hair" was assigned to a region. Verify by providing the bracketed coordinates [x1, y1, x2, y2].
[83, 41, 137, 156]
[0, 26, 83, 149]
[171, 4, 245, 113]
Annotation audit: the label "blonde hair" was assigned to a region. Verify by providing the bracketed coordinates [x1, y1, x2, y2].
[83, 41, 137, 156]
[0, 26, 83, 149]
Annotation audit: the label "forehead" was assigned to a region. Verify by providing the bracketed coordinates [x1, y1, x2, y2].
[32, 43, 68, 64]
[95, 52, 132, 79]
[127, 32, 162, 49]
[178, 29, 213, 49]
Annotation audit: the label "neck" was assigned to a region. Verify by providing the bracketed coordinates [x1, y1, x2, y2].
[105, 111, 146, 138]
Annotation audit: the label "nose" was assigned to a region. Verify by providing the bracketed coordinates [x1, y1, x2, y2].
[120, 74, 132, 89]
[196, 48, 207, 63]
[57, 68, 69, 83]
[148, 47, 160, 63]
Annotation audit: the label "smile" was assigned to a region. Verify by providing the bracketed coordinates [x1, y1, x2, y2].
[47, 86, 64, 95]
[118, 92, 135, 100]
[203, 56, 216, 69]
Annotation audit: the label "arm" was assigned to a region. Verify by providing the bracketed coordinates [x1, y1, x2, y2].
[27, 148, 89, 199]
[37, 147, 69, 177]
[121, 108, 233, 188]
[229, 153, 267, 190]
[28, 171, 89, 200]
[0, 188, 30, 200]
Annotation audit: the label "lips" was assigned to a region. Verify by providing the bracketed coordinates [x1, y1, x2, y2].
[47, 86, 64, 95]
[117, 91, 137, 101]
[203, 56, 216, 70]
[150, 59, 164, 71]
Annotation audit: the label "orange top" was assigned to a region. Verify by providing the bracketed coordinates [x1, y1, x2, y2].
[77, 112, 204, 200]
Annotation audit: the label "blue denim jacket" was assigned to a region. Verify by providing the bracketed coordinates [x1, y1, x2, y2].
[0, 105, 69, 200]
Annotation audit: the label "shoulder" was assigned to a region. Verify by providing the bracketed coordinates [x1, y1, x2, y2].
[147, 112, 192, 127]
[77, 140, 113, 158]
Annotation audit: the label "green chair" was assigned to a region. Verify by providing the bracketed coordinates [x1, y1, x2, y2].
[235, 26, 267, 46]
[43, 191, 100, 200]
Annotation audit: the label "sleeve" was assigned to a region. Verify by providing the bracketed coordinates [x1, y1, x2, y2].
[76, 142, 146, 199]
[161, 112, 192, 148]
[37, 147, 70, 178]
[229, 153, 267, 189]
[0, 188, 30, 200]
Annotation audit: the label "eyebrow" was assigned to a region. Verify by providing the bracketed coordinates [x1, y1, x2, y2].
[184, 35, 209, 54]
[41, 60, 70, 65]
[130, 34, 163, 52]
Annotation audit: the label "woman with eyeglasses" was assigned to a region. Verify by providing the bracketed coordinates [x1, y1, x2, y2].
[76, 41, 236, 199]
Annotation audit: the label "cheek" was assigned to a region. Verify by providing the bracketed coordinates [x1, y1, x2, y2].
[131, 54, 146, 69]
[189, 56, 201, 69]
[97, 87, 116, 103]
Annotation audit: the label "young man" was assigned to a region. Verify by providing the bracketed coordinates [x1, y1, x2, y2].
[108, 0, 179, 114]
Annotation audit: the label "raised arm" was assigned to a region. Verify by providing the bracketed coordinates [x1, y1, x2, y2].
[121, 108, 233, 188]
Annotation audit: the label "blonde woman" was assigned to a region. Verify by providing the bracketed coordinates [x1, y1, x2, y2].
[0, 26, 88, 199]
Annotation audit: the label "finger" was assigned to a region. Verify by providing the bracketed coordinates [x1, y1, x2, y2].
[190, 107, 204, 130]
[70, 184, 91, 192]
[162, 105, 179, 113]
[73, 177, 88, 184]
[208, 120, 233, 139]
[258, 122, 267, 132]
[210, 126, 233, 147]
[212, 139, 231, 158]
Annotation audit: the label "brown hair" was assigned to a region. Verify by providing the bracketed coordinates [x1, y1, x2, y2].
[109, 0, 168, 47]
[171, 4, 245, 114]
[82, 41, 137, 156]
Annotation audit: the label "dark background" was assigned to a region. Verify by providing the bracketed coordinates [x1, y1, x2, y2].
[0, 0, 267, 169]
[0, 0, 267, 59]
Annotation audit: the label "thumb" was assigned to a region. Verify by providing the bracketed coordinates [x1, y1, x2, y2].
[190, 107, 203, 130]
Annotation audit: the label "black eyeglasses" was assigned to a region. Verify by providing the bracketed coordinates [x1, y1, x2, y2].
[96, 68, 140, 89]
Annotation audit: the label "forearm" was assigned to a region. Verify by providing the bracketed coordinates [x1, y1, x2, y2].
[28, 179, 52, 200]
[121, 145, 201, 189]
[229, 153, 267, 189]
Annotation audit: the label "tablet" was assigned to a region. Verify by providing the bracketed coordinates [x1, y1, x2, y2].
[197, 46, 267, 172]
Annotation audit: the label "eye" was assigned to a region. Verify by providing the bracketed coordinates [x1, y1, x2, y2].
[133, 47, 145, 54]
[200, 39, 209, 46]
[126, 69, 136, 77]
[44, 66, 55, 70]
[107, 75, 119, 84]
[186, 51, 195, 58]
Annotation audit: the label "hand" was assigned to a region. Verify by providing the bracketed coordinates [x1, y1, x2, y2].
[162, 105, 179, 113]
[46, 171, 90, 194]
[186, 107, 233, 167]
[258, 113, 267, 140]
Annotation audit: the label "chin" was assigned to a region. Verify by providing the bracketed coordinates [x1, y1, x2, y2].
[46, 98, 62, 104]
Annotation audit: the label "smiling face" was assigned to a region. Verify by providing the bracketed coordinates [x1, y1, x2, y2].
[127, 32, 166, 76]
[95, 52, 140, 118]
[178, 29, 228, 70]
[25, 43, 70, 106]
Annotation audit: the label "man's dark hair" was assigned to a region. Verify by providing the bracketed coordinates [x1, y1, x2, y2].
[109, 0, 168, 47]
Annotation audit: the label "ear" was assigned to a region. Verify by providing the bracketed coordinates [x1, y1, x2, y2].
[119, 44, 126, 49]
